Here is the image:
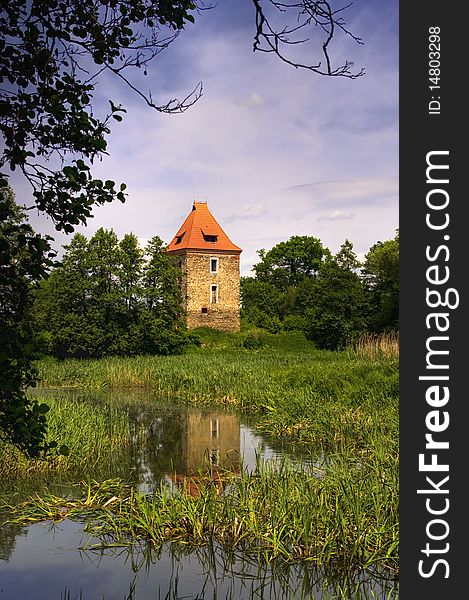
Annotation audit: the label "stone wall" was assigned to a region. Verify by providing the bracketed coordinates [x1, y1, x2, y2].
[177, 251, 240, 331]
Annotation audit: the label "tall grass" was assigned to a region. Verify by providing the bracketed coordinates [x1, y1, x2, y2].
[346, 332, 399, 361]
[34, 335, 398, 455]
[2, 331, 398, 581]
[0, 395, 132, 490]
[3, 449, 398, 573]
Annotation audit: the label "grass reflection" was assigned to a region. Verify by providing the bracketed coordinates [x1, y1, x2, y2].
[60, 540, 398, 600]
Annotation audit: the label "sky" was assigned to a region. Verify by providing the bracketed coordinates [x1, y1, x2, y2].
[20, 0, 398, 277]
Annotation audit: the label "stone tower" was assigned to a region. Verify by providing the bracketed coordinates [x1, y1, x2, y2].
[166, 201, 242, 331]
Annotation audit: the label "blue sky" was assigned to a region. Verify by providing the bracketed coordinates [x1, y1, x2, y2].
[23, 0, 398, 276]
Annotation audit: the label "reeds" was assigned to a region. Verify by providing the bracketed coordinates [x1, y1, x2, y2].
[33, 344, 398, 452]
[346, 332, 399, 361]
[0, 395, 132, 484]
[2, 450, 398, 574]
[1, 333, 399, 584]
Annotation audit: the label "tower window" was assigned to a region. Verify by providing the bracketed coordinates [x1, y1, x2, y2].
[210, 257, 218, 273]
[201, 307, 208, 314]
[174, 231, 186, 245]
[203, 234, 218, 243]
[210, 285, 218, 304]
[211, 419, 219, 439]
[202, 227, 218, 243]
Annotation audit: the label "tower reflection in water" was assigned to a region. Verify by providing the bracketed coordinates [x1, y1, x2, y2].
[131, 409, 241, 497]
[165, 413, 240, 498]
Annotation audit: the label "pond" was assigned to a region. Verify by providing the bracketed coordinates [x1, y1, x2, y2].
[0, 390, 398, 599]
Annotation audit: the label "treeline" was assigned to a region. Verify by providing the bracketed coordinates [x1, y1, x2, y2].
[31, 229, 188, 358]
[241, 235, 399, 350]
[30, 229, 398, 358]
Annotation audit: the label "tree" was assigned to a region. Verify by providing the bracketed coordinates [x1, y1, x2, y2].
[32, 232, 100, 357]
[362, 231, 399, 332]
[0, 186, 60, 456]
[31, 230, 187, 358]
[0, 1, 364, 230]
[139, 235, 187, 355]
[86, 228, 125, 355]
[142, 236, 180, 319]
[243, 236, 330, 332]
[0, 1, 203, 229]
[242, 237, 373, 350]
[251, 1, 364, 78]
[0, 0, 199, 453]
[253, 236, 330, 289]
[302, 241, 368, 350]
[240, 277, 284, 332]
[119, 233, 144, 315]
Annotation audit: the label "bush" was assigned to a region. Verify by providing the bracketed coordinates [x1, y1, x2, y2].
[242, 332, 263, 349]
[281, 314, 308, 331]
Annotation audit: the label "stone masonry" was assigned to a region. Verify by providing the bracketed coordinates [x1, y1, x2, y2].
[174, 250, 240, 331]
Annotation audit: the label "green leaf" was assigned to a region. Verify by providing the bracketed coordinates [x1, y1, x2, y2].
[76, 159, 89, 171]
[63, 166, 76, 181]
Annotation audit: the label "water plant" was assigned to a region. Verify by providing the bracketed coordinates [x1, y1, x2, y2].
[33, 335, 398, 455]
[0, 395, 132, 499]
[2, 448, 398, 574]
[346, 332, 399, 361]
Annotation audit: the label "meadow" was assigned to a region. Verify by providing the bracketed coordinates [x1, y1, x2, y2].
[1, 329, 399, 577]
[34, 329, 399, 451]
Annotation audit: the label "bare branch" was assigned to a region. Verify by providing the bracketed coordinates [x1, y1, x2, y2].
[251, 0, 364, 78]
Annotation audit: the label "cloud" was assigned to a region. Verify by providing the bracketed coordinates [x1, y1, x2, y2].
[246, 92, 265, 109]
[224, 203, 267, 223]
[286, 177, 398, 211]
[318, 210, 354, 222]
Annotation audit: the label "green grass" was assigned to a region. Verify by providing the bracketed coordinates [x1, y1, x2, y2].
[34, 330, 398, 454]
[2, 329, 399, 578]
[0, 394, 133, 496]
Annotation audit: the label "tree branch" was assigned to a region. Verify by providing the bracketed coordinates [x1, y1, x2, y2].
[251, 0, 364, 78]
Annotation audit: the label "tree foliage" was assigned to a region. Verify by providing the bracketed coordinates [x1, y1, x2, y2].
[242, 236, 398, 350]
[362, 231, 399, 332]
[301, 250, 369, 350]
[31, 229, 188, 358]
[0, 1, 363, 228]
[0, 0, 201, 231]
[253, 236, 330, 289]
[0, 186, 60, 456]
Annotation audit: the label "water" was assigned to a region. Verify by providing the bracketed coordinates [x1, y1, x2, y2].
[0, 391, 398, 599]
[0, 521, 397, 600]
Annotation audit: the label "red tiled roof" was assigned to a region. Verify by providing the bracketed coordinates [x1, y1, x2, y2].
[166, 202, 242, 253]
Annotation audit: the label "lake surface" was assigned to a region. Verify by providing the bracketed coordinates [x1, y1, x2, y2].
[0, 390, 398, 599]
